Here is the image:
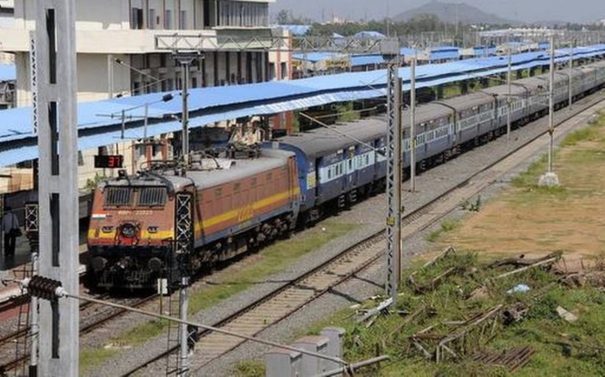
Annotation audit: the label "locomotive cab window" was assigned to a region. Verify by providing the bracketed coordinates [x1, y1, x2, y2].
[138, 187, 167, 206]
[104, 187, 133, 207]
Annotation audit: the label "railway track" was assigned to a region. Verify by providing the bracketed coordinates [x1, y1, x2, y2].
[0, 293, 157, 374]
[122, 91, 605, 376]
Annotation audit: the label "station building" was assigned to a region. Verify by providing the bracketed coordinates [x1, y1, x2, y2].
[0, 0, 292, 197]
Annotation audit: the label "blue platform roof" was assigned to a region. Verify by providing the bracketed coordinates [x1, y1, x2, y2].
[428, 46, 460, 61]
[0, 64, 16, 81]
[351, 54, 385, 67]
[1, 44, 605, 167]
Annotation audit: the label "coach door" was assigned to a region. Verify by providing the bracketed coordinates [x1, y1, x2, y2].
[347, 146, 357, 190]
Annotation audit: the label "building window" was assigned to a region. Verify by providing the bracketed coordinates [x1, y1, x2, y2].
[131, 8, 144, 29]
[77, 151, 84, 166]
[280, 62, 287, 79]
[217, 1, 268, 27]
[269, 63, 276, 80]
[179, 10, 187, 29]
[98, 146, 108, 156]
[132, 81, 141, 95]
[148, 9, 156, 29]
[164, 9, 172, 29]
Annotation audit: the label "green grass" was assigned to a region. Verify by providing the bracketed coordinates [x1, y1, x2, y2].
[426, 219, 460, 242]
[79, 347, 119, 371]
[233, 360, 265, 377]
[282, 250, 605, 377]
[80, 219, 358, 372]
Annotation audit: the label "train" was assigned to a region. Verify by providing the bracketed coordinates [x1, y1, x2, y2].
[86, 60, 605, 290]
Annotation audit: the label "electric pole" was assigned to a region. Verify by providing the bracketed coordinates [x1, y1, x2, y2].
[410, 56, 417, 192]
[382, 38, 402, 305]
[35, 1, 80, 376]
[538, 33, 560, 187]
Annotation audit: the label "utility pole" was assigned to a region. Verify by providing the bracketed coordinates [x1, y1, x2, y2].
[507, 44, 512, 141]
[173, 53, 199, 169]
[548, 35, 555, 174]
[410, 56, 417, 192]
[382, 38, 402, 305]
[568, 40, 574, 110]
[539, 34, 560, 187]
[35, 1, 79, 376]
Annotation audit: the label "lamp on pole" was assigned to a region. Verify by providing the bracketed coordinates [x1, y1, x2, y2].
[172, 52, 200, 174]
[538, 33, 560, 187]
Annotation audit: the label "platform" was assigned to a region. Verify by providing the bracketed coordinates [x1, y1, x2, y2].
[0, 229, 87, 304]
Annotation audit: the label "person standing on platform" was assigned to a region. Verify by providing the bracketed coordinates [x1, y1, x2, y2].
[1, 206, 21, 257]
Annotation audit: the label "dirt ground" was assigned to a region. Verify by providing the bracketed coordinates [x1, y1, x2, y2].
[436, 119, 605, 272]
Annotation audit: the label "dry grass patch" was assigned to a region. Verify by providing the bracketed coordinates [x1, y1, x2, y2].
[437, 114, 605, 264]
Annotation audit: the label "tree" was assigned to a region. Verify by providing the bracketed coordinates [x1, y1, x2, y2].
[277, 10, 290, 25]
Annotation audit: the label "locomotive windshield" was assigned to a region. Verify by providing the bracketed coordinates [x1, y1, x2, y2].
[138, 187, 167, 206]
[104, 187, 133, 206]
[102, 186, 167, 207]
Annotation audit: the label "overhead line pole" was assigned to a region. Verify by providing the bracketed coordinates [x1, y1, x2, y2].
[410, 56, 417, 192]
[35, 1, 80, 376]
[538, 33, 560, 187]
[507, 43, 512, 142]
[569, 39, 574, 110]
[382, 38, 402, 304]
[548, 34, 555, 174]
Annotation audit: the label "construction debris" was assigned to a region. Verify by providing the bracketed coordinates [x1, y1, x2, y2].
[351, 249, 602, 374]
[356, 297, 393, 327]
[471, 346, 535, 372]
[556, 306, 578, 323]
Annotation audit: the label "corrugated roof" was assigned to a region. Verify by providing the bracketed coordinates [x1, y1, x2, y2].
[350, 54, 384, 67]
[2, 44, 605, 167]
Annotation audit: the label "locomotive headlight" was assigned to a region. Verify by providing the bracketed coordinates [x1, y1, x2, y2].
[91, 257, 108, 272]
[120, 223, 137, 238]
[101, 226, 114, 233]
[147, 226, 159, 234]
[148, 257, 163, 272]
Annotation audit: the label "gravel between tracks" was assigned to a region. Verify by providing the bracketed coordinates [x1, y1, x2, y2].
[84, 94, 604, 377]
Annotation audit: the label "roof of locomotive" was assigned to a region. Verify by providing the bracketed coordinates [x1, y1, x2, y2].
[99, 148, 295, 191]
[275, 118, 387, 157]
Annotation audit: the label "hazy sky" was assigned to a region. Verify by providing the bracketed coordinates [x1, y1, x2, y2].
[270, 0, 604, 24]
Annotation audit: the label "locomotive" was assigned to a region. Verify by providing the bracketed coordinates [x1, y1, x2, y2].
[87, 60, 605, 290]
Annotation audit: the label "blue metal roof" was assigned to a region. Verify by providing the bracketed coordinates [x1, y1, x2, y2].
[471, 46, 497, 57]
[1, 44, 605, 167]
[428, 46, 460, 61]
[292, 52, 345, 63]
[350, 54, 385, 67]
[0, 64, 16, 81]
